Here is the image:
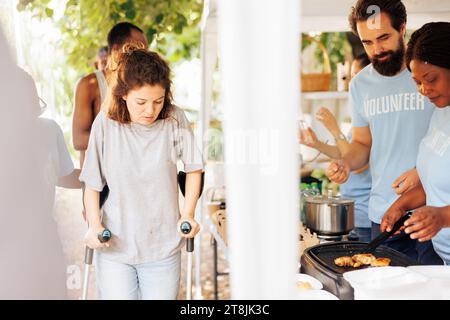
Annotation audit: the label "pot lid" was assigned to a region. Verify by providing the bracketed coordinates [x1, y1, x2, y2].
[305, 195, 355, 205]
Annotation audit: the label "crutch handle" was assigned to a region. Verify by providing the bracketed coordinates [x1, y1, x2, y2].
[180, 222, 195, 253]
[98, 228, 112, 243]
[84, 229, 112, 265]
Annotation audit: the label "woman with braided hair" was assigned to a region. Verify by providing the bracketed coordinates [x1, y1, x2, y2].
[382, 22, 450, 265]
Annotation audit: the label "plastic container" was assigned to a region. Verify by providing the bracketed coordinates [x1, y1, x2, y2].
[296, 289, 339, 300]
[343, 267, 436, 300]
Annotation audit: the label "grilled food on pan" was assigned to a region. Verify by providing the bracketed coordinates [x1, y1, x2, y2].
[334, 256, 363, 268]
[334, 254, 391, 268]
[352, 253, 376, 265]
[370, 257, 391, 267]
[334, 256, 356, 267]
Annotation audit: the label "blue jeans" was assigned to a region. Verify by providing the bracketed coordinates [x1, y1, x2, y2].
[371, 223, 443, 265]
[348, 227, 372, 243]
[95, 252, 181, 300]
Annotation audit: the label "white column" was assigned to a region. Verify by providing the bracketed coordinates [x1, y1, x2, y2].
[218, 0, 300, 299]
[195, 0, 219, 300]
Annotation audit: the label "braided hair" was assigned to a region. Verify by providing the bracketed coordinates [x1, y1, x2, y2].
[406, 22, 450, 71]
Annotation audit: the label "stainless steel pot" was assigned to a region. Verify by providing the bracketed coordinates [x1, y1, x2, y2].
[305, 195, 354, 236]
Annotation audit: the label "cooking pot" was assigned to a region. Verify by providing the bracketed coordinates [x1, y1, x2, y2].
[305, 195, 354, 236]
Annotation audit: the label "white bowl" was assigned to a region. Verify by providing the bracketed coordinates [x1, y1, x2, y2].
[296, 273, 323, 290]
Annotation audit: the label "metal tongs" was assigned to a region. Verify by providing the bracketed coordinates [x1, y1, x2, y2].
[362, 211, 413, 253]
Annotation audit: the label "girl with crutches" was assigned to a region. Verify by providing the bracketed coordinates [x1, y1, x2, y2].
[80, 44, 203, 299]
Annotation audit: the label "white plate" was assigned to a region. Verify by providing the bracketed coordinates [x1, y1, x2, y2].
[296, 273, 323, 290]
[296, 289, 339, 300]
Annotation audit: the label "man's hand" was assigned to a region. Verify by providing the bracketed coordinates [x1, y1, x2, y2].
[326, 160, 350, 184]
[404, 206, 448, 242]
[392, 168, 421, 195]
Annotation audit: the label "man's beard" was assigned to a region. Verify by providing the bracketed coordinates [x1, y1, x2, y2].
[371, 39, 405, 76]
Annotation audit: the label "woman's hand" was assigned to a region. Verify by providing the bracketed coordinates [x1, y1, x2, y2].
[404, 206, 449, 242]
[392, 168, 421, 195]
[177, 216, 200, 238]
[381, 206, 406, 233]
[316, 107, 341, 137]
[299, 127, 320, 148]
[84, 225, 110, 249]
[326, 160, 350, 184]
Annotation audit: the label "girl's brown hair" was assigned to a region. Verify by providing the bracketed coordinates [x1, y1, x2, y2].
[107, 44, 174, 123]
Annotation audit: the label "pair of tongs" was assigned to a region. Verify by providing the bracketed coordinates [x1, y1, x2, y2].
[362, 211, 413, 253]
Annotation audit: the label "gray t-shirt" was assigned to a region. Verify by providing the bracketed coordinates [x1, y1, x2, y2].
[79, 106, 204, 264]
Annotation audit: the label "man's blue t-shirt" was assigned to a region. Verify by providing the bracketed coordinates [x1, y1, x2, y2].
[340, 168, 372, 228]
[340, 132, 371, 228]
[350, 64, 434, 224]
[417, 107, 450, 265]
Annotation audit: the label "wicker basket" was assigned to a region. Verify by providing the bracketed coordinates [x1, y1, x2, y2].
[301, 36, 332, 92]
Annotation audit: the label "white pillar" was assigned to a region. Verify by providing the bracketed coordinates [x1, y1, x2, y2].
[195, 0, 219, 300]
[218, 0, 300, 299]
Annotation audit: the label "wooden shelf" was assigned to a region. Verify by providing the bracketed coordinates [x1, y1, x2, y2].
[301, 91, 348, 100]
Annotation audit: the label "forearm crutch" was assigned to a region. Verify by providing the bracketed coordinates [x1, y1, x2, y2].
[81, 185, 110, 300]
[180, 222, 195, 300]
[81, 229, 111, 300]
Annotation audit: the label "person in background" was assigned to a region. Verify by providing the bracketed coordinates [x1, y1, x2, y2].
[94, 46, 108, 71]
[73, 22, 148, 218]
[350, 53, 370, 78]
[0, 39, 81, 298]
[325, 0, 442, 264]
[73, 22, 148, 168]
[80, 45, 204, 299]
[382, 22, 450, 265]
[300, 53, 372, 242]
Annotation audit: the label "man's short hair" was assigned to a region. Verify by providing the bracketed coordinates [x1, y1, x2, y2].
[348, 0, 407, 35]
[107, 22, 144, 53]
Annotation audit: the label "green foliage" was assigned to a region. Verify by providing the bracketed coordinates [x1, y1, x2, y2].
[302, 32, 352, 76]
[16, 0, 204, 160]
[18, 0, 204, 74]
